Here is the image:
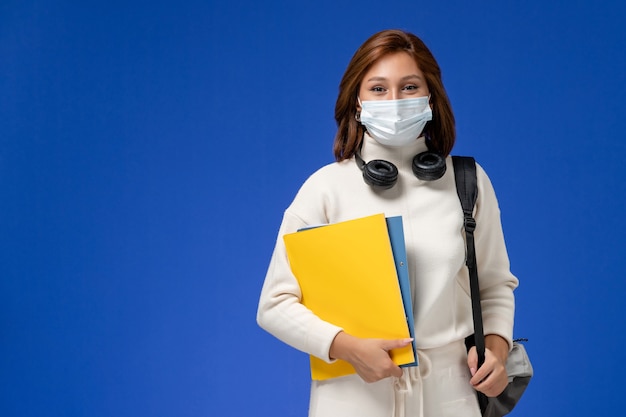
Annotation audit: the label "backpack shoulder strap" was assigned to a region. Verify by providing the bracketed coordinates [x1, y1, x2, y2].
[452, 156, 478, 218]
[451, 156, 486, 367]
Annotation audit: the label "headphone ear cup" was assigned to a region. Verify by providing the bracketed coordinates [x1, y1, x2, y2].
[362, 159, 398, 189]
[412, 151, 446, 181]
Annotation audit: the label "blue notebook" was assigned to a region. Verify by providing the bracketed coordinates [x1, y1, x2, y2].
[386, 216, 418, 367]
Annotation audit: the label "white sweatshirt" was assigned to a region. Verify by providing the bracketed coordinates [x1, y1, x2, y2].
[257, 133, 518, 365]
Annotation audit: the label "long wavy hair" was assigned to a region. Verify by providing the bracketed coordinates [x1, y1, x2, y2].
[333, 29, 456, 161]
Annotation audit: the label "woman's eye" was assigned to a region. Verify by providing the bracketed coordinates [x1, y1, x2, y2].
[370, 86, 386, 92]
[404, 85, 418, 91]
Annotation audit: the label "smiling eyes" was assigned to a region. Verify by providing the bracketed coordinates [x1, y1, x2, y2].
[369, 84, 421, 94]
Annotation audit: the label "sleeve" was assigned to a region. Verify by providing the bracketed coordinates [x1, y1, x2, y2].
[473, 163, 519, 350]
[256, 193, 344, 363]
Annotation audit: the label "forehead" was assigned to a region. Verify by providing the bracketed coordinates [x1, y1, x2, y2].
[362, 52, 423, 80]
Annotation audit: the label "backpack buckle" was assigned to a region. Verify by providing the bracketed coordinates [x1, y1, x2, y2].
[464, 215, 476, 232]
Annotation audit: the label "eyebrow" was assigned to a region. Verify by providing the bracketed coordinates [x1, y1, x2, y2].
[366, 75, 423, 82]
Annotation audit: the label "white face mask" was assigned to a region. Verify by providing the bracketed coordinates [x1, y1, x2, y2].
[358, 96, 432, 147]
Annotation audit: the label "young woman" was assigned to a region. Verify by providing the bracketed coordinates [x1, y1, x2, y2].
[257, 29, 518, 417]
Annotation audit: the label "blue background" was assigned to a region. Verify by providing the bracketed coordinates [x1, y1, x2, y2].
[2, 1, 625, 416]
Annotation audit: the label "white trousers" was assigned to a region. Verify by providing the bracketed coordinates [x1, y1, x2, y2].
[308, 340, 481, 417]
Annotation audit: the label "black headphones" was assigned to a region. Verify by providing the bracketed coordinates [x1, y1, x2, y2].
[355, 149, 446, 189]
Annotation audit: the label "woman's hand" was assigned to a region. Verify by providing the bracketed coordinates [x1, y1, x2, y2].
[467, 334, 509, 397]
[329, 331, 413, 383]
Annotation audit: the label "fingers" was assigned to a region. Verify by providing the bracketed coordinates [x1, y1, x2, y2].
[390, 364, 403, 378]
[351, 337, 411, 383]
[467, 346, 478, 376]
[472, 371, 508, 397]
[356, 355, 402, 383]
[381, 338, 412, 379]
[469, 355, 492, 386]
[381, 337, 414, 352]
[469, 348, 508, 397]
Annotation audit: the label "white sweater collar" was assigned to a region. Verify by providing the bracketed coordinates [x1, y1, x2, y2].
[359, 133, 430, 170]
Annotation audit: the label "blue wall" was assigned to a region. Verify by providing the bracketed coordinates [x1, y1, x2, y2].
[2, 1, 625, 416]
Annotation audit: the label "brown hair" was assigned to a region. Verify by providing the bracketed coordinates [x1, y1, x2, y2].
[333, 29, 456, 161]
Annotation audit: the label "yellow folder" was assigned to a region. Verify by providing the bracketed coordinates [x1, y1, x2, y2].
[283, 213, 415, 380]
